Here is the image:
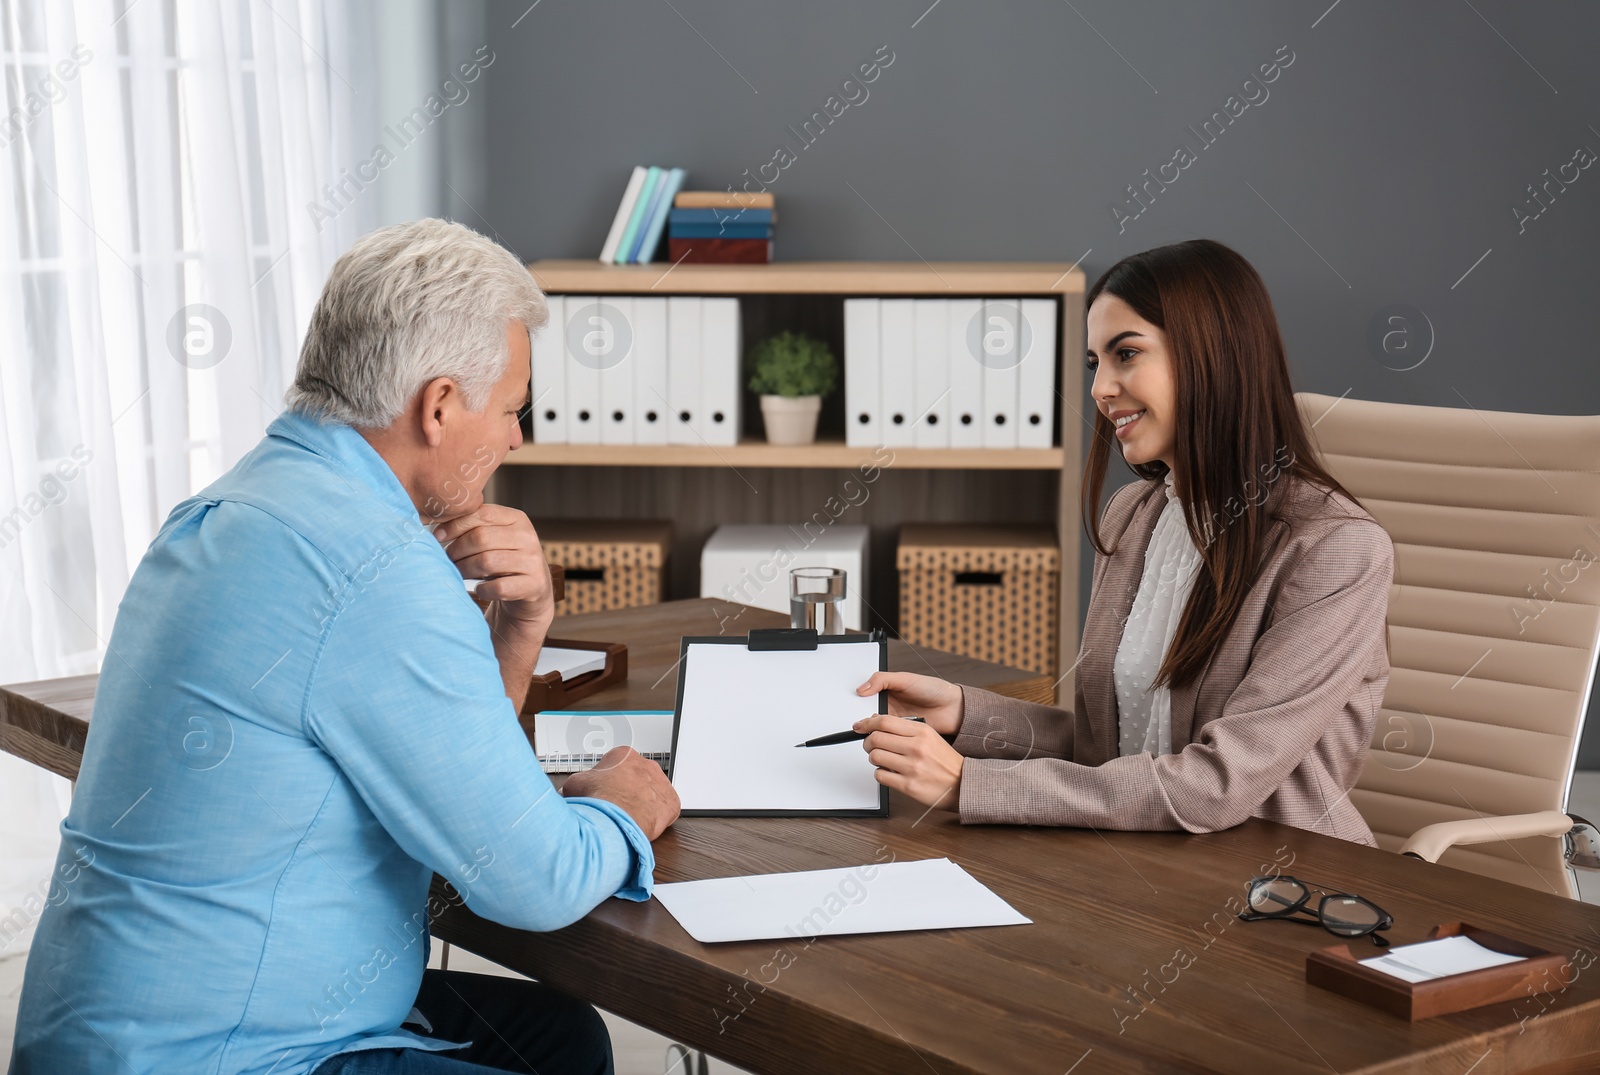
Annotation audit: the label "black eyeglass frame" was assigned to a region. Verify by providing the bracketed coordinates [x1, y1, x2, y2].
[1236, 874, 1394, 948]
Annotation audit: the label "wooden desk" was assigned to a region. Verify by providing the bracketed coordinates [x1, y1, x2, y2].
[6, 601, 1600, 1074]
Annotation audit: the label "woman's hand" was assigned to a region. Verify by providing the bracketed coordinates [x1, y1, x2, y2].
[854, 671, 964, 736]
[852, 715, 964, 812]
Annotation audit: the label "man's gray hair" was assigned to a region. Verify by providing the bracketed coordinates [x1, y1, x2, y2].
[286, 218, 546, 428]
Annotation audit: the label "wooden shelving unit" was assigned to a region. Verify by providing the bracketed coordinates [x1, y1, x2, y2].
[504, 259, 1087, 701]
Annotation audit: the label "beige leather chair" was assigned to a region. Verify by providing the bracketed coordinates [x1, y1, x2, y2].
[1296, 391, 1600, 897]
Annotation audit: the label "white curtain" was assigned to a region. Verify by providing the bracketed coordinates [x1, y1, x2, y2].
[0, 0, 376, 955]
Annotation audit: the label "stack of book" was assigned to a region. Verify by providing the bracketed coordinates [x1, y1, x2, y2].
[667, 191, 775, 264]
[598, 166, 687, 264]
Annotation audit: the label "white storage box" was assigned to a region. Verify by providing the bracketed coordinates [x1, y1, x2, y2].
[700, 524, 870, 630]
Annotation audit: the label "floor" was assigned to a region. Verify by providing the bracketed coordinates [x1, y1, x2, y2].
[6, 773, 1600, 1070]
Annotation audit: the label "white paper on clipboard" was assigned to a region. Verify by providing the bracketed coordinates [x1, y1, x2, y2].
[669, 637, 886, 815]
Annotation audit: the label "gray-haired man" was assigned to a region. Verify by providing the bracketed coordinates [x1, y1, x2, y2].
[12, 219, 678, 1075]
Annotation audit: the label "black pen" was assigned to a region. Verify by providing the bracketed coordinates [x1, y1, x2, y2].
[795, 717, 925, 748]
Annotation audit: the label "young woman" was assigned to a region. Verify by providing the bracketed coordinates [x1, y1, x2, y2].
[853, 239, 1393, 845]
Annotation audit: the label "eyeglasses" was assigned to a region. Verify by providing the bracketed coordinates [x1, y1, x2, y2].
[1236, 874, 1393, 948]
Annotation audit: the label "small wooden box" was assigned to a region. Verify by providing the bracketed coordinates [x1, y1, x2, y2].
[897, 524, 1059, 677]
[537, 520, 672, 616]
[1306, 922, 1568, 1021]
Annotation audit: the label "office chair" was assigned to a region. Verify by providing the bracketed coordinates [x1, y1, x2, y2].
[1295, 391, 1600, 898]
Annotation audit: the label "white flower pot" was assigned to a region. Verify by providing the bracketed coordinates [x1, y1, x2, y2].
[759, 394, 823, 445]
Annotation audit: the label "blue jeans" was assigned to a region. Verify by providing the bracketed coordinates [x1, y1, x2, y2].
[315, 969, 613, 1075]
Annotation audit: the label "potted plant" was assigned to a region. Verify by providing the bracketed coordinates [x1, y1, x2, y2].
[747, 331, 839, 446]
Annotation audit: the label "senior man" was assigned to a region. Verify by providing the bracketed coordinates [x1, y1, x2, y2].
[10, 219, 678, 1075]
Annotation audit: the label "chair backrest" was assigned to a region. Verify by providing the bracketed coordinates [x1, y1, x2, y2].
[1295, 392, 1600, 896]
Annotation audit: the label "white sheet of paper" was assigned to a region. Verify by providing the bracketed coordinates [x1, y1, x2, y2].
[533, 646, 608, 682]
[670, 640, 883, 813]
[1360, 935, 1527, 983]
[653, 857, 1032, 943]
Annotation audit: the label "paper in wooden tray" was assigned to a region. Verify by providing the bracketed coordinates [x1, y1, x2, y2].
[1306, 921, 1567, 1020]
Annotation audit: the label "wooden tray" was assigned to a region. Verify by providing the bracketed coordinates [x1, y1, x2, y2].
[1306, 921, 1567, 1020]
[520, 639, 628, 716]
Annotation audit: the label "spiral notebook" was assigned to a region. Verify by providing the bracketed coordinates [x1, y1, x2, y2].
[533, 710, 674, 773]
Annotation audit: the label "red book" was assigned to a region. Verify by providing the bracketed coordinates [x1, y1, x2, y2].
[667, 237, 772, 264]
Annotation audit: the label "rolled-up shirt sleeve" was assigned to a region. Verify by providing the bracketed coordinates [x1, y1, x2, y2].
[304, 539, 654, 932]
[958, 519, 1392, 832]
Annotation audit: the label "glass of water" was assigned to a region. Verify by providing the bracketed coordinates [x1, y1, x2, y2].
[790, 567, 846, 635]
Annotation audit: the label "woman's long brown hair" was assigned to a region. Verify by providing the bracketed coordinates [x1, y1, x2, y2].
[1080, 238, 1366, 692]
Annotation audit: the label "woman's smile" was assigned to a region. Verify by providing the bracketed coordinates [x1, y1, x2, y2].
[1111, 408, 1146, 439]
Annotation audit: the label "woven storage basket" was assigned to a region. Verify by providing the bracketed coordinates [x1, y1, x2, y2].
[896, 523, 1059, 676]
[537, 520, 672, 616]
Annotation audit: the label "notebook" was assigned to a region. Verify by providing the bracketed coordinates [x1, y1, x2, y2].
[533, 710, 673, 773]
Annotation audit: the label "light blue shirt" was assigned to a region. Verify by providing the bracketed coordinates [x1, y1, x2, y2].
[10, 410, 654, 1075]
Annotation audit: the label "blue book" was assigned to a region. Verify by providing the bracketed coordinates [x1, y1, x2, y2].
[631, 167, 685, 263]
[668, 222, 773, 240]
[614, 166, 661, 264]
[667, 207, 775, 226]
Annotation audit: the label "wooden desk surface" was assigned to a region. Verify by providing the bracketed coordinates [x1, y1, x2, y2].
[434, 810, 1600, 1075]
[7, 600, 1600, 1074]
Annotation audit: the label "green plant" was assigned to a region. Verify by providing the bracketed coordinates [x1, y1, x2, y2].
[746, 331, 839, 399]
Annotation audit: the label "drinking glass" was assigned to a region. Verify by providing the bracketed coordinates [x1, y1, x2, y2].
[789, 567, 846, 635]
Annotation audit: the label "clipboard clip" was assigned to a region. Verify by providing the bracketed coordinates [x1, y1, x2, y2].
[746, 627, 887, 650]
[748, 628, 818, 651]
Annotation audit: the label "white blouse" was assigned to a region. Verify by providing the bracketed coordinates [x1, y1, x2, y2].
[1114, 472, 1205, 757]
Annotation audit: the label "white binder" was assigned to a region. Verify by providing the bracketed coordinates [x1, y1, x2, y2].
[631, 297, 669, 445]
[598, 296, 635, 444]
[879, 298, 916, 448]
[563, 295, 602, 444]
[531, 295, 567, 443]
[946, 298, 984, 448]
[980, 298, 1020, 449]
[913, 300, 950, 448]
[700, 297, 742, 447]
[667, 296, 702, 446]
[843, 299, 880, 448]
[1018, 298, 1058, 449]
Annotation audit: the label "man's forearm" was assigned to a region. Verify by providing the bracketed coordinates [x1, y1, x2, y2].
[487, 605, 547, 711]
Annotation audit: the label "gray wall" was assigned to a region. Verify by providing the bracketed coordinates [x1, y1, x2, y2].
[447, 0, 1600, 762]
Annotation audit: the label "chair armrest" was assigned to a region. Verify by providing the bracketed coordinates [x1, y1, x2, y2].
[1400, 810, 1573, 863]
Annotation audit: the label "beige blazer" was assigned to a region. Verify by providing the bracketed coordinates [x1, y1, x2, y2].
[954, 474, 1393, 845]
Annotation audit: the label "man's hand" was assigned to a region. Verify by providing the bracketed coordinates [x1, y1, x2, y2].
[561, 747, 681, 841]
[433, 504, 555, 627]
[432, 504, 553, 708]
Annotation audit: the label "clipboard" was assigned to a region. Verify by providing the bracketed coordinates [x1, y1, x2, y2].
[668, 628, 889, 817]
